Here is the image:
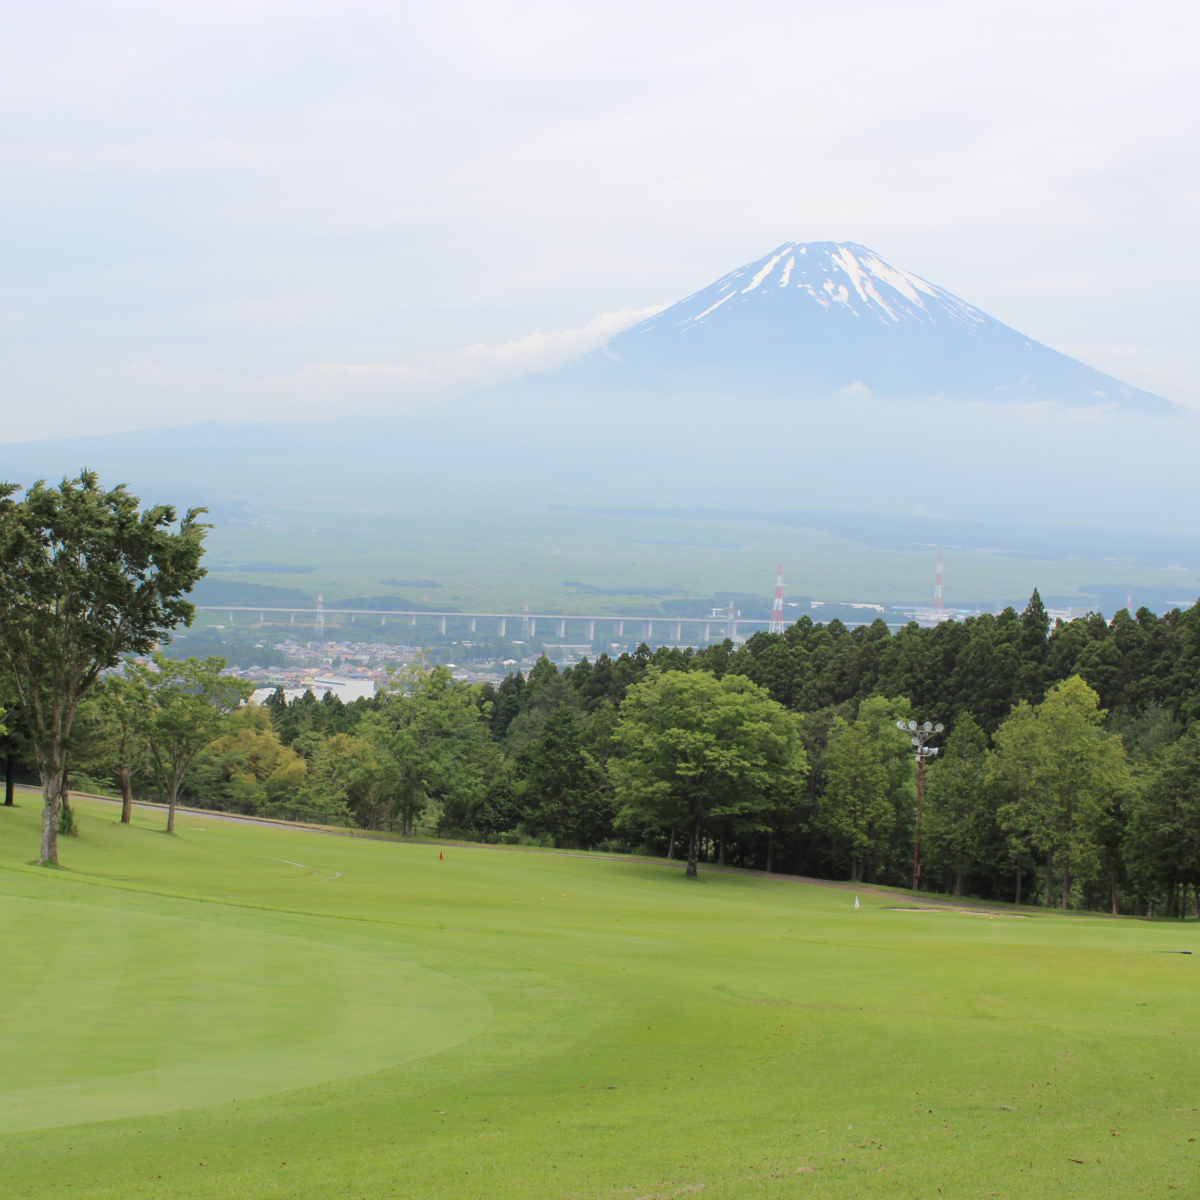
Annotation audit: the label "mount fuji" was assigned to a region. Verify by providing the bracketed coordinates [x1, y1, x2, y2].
[1, 240, 1192, 535]
[537, 241, 1168, 411]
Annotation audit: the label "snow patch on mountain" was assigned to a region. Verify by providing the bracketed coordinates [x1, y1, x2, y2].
[588, 241, 1172, 411]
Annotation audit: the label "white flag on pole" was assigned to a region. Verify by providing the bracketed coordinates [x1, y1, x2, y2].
[854, 896, 860, 910]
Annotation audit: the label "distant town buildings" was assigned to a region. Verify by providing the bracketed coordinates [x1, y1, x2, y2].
[227, 638, 513, 704]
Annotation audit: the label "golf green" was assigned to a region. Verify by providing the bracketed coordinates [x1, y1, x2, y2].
[1, 793, 1198, 1198]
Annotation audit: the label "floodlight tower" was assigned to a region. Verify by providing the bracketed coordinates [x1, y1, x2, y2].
[896, 718, 944, 890]
[769, 563, 786, 634]
[933, 549, 945, 622]
[316, 592, 325, 637]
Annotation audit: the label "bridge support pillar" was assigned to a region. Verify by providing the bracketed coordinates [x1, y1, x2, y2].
[411, 615, 417, 626]
[499, 617, 507, 636]
[643, 621, 652, 640]
[469, 617, 476, 632]
[439, 616, 447, 635]
[557, 618, 566, 638]
[616, 621, 624, 636]
[585, 619, 594, 640]
[673, 621, 682, 642]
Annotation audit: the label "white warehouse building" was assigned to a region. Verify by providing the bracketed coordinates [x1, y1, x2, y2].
[250, 676, 378, 707]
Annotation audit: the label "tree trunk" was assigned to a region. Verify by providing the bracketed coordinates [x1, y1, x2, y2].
[667, 826, 676, 859]
[1061, 855, 1071, 910]
[953, 867, 963, 897]
[166, 775, 178, 834]
[718, 835, 726, 866]
[118, 766, 134, 824]
[39, 767, 63, 865]
[1043, 850, 1053, 908]
[765, 838, 773, 874]
[1014, 852, 1023, 906]
[1110, 861, 1119, 916]
[850, 855, 860, 883]
[1193, 884, 1199, 921]
[4, 753, 14, 805]
[686, 820, 700, 878]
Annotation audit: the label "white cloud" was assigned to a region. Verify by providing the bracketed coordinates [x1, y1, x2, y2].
[262, 305, 662, 407]
[0, 305, 664, 438]
[453, 306, 662, 371]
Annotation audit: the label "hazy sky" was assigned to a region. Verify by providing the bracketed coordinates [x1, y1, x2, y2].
[2, 0, 1198, 439]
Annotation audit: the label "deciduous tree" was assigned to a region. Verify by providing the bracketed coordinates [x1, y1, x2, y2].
[0, 473, 207, 863]
[922, 713, 993, 896]
[993, 676, 1127, 908]
[361, 665, 492, 836]
[135, 655, 253, 833]
[611, 670, 804, 877]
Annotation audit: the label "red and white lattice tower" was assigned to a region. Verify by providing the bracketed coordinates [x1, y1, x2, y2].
[521, 601, 531, 639]
[769, 563, 786, 633]
[316, 592, 325, 637]
[932, 550, 944, 622]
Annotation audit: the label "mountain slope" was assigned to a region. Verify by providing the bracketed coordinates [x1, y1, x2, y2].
[555, 241, 1169, 410]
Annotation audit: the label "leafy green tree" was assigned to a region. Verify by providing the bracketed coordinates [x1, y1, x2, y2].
[611, 670, 804, 877]
[993, 676, 1128, 908]
[468, 771, 521, 839]
[485, 671, 525, 739]
[854, 696, 918, 880]
[517, 706, 609, 846]
[84, 674, 155, 823]
[190, 704, 307, 815]
[0, 472, 208, 863]
[819, 719, 891, 882]
[921, 713, 994, 896]
[134, 655, 254, 833]
[1126, 726, 1200, 917]
[361, 665, 492, 836]
[290, 733, 379, 827]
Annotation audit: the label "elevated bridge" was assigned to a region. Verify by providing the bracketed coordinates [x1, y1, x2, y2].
[194, 605, 769, 644]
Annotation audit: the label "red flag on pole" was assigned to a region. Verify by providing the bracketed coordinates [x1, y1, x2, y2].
[439, 852, 443, 861]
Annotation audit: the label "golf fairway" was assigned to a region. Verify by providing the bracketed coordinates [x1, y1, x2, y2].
[1, 795, 1198, 1198]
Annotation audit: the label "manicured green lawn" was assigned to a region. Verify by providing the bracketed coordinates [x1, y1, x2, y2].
[2, 793, 1198, 1198]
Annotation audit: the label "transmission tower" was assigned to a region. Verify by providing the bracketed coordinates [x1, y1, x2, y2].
[769, 563, 786, 633]
[932, 550, 944, 622]
[315, 592, 325, 637]
[521, 601, 531, 639]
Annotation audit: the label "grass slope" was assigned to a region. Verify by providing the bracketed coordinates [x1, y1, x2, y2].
[1, 794, 1198, 1199]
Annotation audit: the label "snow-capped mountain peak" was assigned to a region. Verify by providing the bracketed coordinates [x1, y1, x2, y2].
[595, 241, 1168, 411]
[669, 241, 984, 334]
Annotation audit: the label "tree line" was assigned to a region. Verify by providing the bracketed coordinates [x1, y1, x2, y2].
[3, 473, 1200, 915]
